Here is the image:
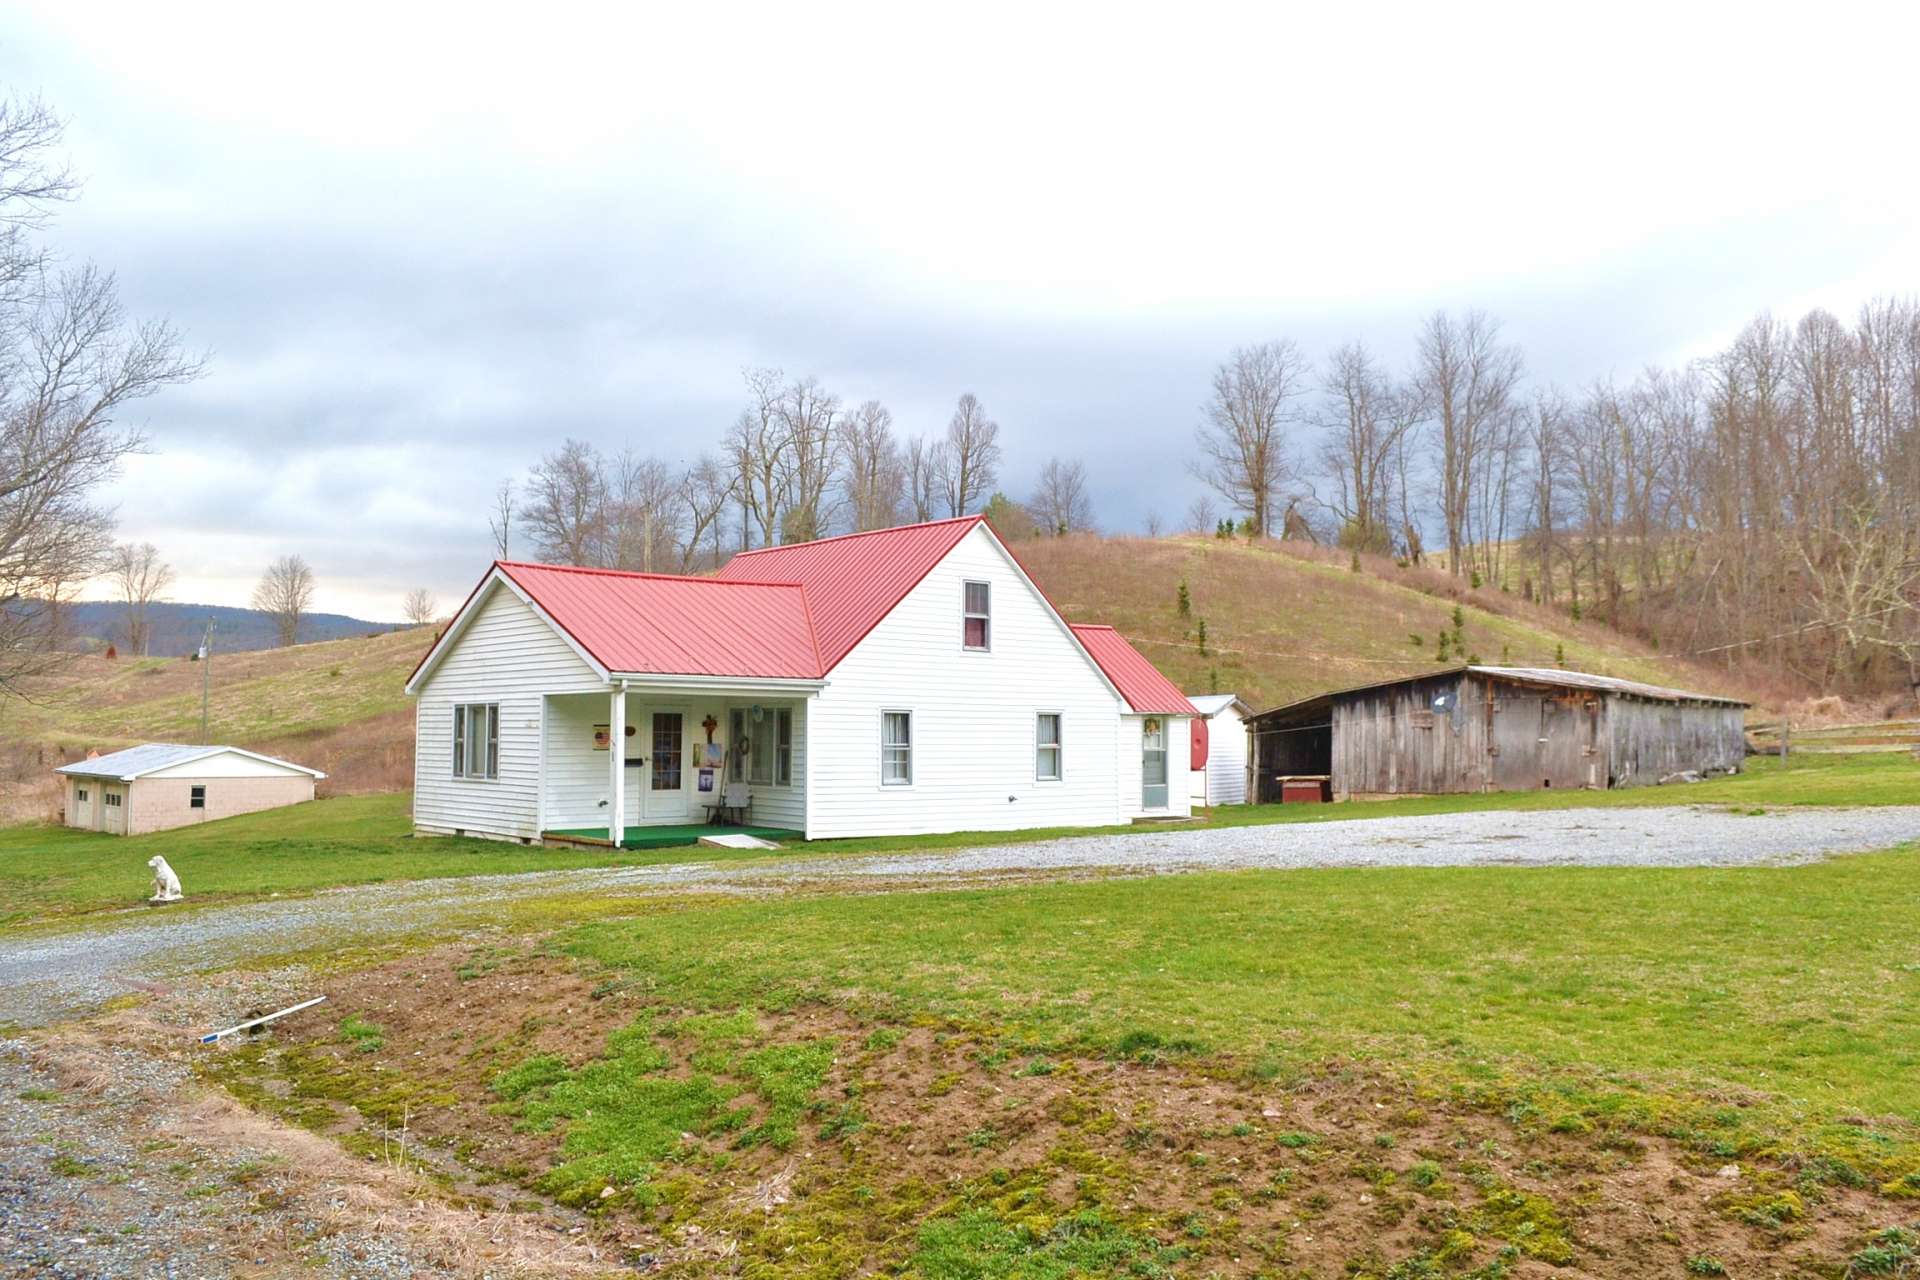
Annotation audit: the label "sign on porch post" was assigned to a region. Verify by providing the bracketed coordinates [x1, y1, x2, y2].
[608, 684, 626, 845]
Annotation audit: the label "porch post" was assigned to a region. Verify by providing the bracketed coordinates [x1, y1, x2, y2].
[608, 682, 626, 847]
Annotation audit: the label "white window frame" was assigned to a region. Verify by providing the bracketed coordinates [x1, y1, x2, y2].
[729, 705, 793, 789]
[453, 702, 500, 780]
[880, 709, 914, 787]
[962, 580, 991, 651]
[1035, 711, 1063, 782]
[76, 786, 89, 802]
[104, 792, 123, 808]
[190, 784, 207, 809]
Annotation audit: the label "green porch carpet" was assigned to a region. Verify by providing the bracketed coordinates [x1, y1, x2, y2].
[543, 823, 803, 851]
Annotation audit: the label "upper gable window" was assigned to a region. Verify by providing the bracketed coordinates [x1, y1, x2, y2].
[963, 581, 991, 650]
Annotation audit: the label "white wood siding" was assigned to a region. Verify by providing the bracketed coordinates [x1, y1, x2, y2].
[413, 583, 605, 841]
[146, 752, 311, 780]
[541, 693, 809, 832]
[1190, 705, 1249, 805]
[806, 525, 1127, 839]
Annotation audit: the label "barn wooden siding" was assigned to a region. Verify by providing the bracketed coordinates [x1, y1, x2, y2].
[1607, 697, 1746, 785]
[1252, 669, 1747, 800]
[1332, 671, 1487, 797]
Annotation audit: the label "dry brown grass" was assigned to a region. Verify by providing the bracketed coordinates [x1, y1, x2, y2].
[1017, 532, 1787, 709]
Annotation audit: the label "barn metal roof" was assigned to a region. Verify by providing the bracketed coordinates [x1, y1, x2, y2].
[1249, 664, 1748, 722]
[714, 516, 982, 671]
[55, 744, 326, 780]
[1071, 625, 1199, 715]
[496, 562, 824, 679]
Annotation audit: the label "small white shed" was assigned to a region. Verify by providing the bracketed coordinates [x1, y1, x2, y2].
[1187, 693, 1253, 806]
[56, 744, 325, 836]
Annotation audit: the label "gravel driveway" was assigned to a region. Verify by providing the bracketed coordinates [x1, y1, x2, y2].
[4, 804, 1917, 1029]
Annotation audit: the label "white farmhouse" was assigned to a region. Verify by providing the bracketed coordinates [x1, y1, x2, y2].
[1186, 693, 1254, 806]
[405, 516, 1196, 845]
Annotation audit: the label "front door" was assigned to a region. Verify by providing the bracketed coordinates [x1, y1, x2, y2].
[643, 709, 689, 820]
[1142, 717, 1169, 809]
[72, 784, 92, 829]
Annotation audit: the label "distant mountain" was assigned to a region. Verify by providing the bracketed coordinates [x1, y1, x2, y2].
[62, 600, 403, 657]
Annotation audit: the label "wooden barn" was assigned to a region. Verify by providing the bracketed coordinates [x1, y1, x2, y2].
[1246, 666, 1747, 802]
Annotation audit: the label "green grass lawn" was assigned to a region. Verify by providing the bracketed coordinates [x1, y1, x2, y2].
[0, 793, 778, 926]
[2, 753, 1911, 924]
[560, 838, 1920, 1128]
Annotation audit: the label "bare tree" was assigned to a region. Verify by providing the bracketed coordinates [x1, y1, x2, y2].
[729, 366, 787, 547]
[488, 478, 514, 558]
[1029, 457, 1094, 534]
[109, 542, 172, 655]
[521, 439, 608, 565]
[1416, 310, 1524, 577]
[775, 376, 841, 543]
[1192, 340, 1311, 537]
[252, 555, 315, 647]
[938, 393, 1001, 517]
[606, 448, 678, 572]
[402, 587, 437, 625]
[904, 435, 942, 522]
[1144, 510, 1165, 537]
[0, 98, 203, 695]
[1183, 494, 1219, 533]
[840, 400, 905, 532]
[1317, 342, 1417, 554]
[676, 455, 736, 571]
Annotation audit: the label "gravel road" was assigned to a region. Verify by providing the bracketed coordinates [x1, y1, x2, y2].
[4, 804, 1917, 1029]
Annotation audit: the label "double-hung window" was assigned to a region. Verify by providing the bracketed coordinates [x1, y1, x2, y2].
[962, 581, 990, 650]
[881, 710, 913, 785]
[453, 703, 499, 779]
[730, 706, 793, 787]
[190, 785, 206, 810]
[1035, 713, 1062, 781]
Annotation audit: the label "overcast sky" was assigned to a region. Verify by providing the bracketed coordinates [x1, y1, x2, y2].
[14, 2, 1919, 619]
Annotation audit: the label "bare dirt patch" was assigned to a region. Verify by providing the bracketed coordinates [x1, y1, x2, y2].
[139, 942, 1920, 1279]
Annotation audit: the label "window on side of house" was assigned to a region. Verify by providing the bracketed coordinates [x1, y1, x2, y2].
[190, 784, 206, 809]
[76, 787, 88, 801]
[881, 710, 913, 785]
[1036, 712, 1063, 781]
[962, 581, 990, 650]
[453, 703, 500, 779]
[105, 792, 122, 807]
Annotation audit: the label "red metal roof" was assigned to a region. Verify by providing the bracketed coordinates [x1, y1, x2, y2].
[412, 519, 1201, 708]
[714, 516, 983, 671]
[1069, 624, 1199, 715]
[496, 562, 823, 678]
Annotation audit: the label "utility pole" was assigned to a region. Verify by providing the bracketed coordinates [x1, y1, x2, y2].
[200, 618, 215, 744]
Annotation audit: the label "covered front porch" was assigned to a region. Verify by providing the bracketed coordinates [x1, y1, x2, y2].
[535, 678, 818, 846]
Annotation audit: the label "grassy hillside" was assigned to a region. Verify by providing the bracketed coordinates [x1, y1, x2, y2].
[0, 625, 432, 821]
[0, 530, 1781, 824]
[1019, 533, 1764, 709]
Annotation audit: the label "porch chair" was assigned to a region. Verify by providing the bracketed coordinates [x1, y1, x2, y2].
[712, 780, 752, 827]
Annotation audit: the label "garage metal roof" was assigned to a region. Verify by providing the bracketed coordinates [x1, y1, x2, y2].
[1071, 625, 1199, 715]
[55, 744, 326, 780]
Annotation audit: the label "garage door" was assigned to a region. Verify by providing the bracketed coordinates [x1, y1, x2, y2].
[101, 786, 127, 834]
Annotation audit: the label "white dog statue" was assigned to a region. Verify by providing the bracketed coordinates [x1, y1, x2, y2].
[148, 855, 183, 903]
